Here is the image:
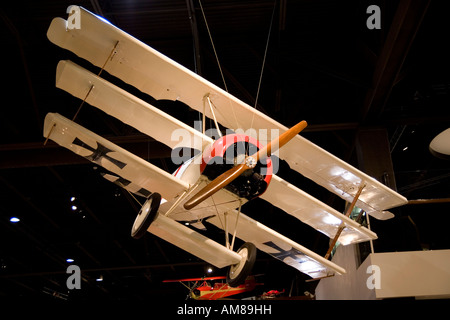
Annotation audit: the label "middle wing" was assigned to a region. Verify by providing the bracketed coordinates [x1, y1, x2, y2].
[260, 175, 377, 245]
[55, 59, 213, 152]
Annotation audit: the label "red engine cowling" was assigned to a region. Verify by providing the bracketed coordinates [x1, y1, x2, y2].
[200, 134, 272, 200]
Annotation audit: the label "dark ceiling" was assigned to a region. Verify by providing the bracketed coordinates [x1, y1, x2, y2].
[1, 0, 449, 301]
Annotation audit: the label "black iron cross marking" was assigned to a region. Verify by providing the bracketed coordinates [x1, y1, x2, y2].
[263, 241, 308, 264]
[72, 137, 127, 170]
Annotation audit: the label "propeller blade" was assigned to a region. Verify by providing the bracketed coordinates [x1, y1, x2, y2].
[184, 163, 248, 210]
[183, 120, 308, 210]
[255, 120, 308, 161]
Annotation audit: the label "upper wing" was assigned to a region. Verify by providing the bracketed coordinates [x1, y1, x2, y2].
[207, 210, 346, 279]
[44, 113, 189, 200]
[47, 6, 407, 218]
[46, 7, 267, 131]
[260, 175, 377, 245]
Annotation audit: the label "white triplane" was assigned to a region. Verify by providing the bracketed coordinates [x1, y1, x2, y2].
[44, 6, 407, 286]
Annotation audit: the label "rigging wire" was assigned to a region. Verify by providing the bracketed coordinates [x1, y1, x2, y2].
[198, 0, 228, 93]
[195, 0, 277, 143]
[198, 0, 240, 131]
[254, 1, 277, 110]
[251, 0, 277, 130]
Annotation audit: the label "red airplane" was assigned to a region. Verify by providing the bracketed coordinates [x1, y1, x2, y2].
[163, 276, 263, 300]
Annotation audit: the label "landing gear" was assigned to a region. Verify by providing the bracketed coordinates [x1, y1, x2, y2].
[227, 242, 257, 287]
[131, 192, 161, 239]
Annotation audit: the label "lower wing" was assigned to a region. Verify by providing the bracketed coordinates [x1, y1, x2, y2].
[207, 210, 346, 279]
[43, 113, 189, 201]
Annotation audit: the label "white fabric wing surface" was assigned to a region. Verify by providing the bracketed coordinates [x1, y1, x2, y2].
[55, 60, 213, 152]
[261, 175, 377, 245]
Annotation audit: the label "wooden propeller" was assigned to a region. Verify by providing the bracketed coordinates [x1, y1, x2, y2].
[183, 120, 308, 210]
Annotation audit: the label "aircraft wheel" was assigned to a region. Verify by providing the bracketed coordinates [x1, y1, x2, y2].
[131, 192, 161, 239]
[227, 242, 257, 287]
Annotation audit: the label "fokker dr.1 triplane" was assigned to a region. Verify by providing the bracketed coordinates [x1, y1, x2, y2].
[44, 6, 407, 286]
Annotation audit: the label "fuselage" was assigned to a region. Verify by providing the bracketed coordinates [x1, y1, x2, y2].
[163, 133, 274, 224]
[175, 133, 273, 198]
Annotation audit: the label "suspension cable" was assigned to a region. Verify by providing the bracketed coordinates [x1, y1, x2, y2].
[251, 1, 277, 130]
[198, 0, 228, 93]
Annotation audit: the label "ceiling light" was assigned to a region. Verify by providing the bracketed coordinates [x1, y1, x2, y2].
[9, 217, 20, 223]
[66, 258, 74, 263]
[403, 146, 409, 151]
[71, 205, 78, 211]
[70, 196, 76, 202]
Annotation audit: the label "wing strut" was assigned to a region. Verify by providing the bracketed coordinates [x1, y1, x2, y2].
[164, 180, 202, 217]
[215, 200, 243, 251]
[229, 201, 242, 251]
[44, 41, 119, 145]
[324, 183, 366, 259]
[204, 94, 222, 137]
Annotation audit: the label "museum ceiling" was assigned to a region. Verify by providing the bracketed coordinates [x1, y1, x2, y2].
[0, 0, 449, 301]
